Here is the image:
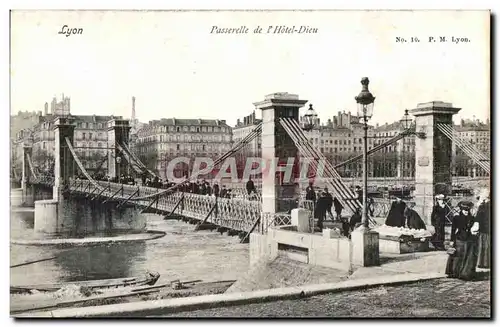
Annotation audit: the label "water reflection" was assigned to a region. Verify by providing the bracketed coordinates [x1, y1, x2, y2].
[53, 243, 146, 282]
[11, 200, 249, 287]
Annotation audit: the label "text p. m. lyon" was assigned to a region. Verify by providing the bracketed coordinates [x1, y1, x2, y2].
[267, 25, 318, 34]
[58, 25, 83, 37]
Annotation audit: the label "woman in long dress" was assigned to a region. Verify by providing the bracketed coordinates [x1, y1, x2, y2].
[475, 193, 490, 269]
[445, 201, 479, 280]
[385, 197, 406, 227]
[404, 203, 427, 230]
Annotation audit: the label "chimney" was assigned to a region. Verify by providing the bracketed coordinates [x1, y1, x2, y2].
[44, 102, 48, 116]
[237, 119, 240, 126]
[131, 96, 136, 121]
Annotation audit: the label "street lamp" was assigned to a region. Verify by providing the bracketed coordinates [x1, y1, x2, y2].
[355, 77, 376, 228]
[302, 104, 318, 131]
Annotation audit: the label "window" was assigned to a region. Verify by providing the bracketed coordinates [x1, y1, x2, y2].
[176, 144, 180, 150]
[176, 127, 180, 132]
[89, 133, 93, 140]
[82, 133, 86, 140]
[197, 127, 200, 133]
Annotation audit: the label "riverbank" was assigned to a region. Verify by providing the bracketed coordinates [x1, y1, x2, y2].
[17, 250, 455, 317]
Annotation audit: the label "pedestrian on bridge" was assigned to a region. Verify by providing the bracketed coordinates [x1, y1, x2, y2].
[213, 182, 220, 197]
[220, 185, 228, 198]
[323, 188, 334, 221]
[431, 194, 449, 251]
[246, 177, 256, 195]
[305, 182, 316, 202]
[314, 192, 328, 230]
[333, 197, 343, 221]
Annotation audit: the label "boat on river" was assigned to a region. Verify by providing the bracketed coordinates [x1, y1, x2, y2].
[10, 271, 160, 294]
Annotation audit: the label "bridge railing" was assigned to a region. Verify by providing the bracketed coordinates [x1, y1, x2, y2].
[68, 179, 262, 232]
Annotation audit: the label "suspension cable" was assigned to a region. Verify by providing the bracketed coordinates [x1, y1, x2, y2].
[65, 137, 104, 190]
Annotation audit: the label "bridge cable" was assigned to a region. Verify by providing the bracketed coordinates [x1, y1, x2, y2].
[436, 124, 490, 173]
[117, 142, 158, 178]
[280, 118, 372, 221]
[65, 137, 105, 191]
[26, 153, 39, 182]
[332, 125, 416, 170]
[279, 118, 358, 211]
[115, 143, 147, 175]
[437, 124, 489, 161]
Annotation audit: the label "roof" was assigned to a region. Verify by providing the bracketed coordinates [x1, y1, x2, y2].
[72, 115, 123, 123]
[148, 118, 230, 128]
[455, 124, 490, 132]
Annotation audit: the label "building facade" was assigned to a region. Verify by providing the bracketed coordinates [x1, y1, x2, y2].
[12, 96, 122, 177]
[232, 108, 419, 183]
[233, 111, 262, 175]
[134, 118, 233, 179]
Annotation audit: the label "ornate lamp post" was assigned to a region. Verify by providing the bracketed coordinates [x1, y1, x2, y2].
[302, 104, 318, 132]
[355, 77, 375, 228]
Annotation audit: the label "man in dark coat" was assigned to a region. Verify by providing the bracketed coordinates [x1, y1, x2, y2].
[305, 182, 316, 202]
[431, 194, 449, 250]
[333, 197, 344, 221]
[213, 182, 220, 197]
[385, 197, 407, 227]
[246, 177, 255, 195]
[314, 192, 327, 230]
[324, 188, 334, 220]
[219, 185, 227, 198]
[349, 208, 362, 231]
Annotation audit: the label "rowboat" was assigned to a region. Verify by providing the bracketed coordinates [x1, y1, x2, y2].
[10, 271, 160, 294]
[11, 279, 236, 315]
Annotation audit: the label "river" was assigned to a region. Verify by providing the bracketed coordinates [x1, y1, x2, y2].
[10, 198, 249, 288]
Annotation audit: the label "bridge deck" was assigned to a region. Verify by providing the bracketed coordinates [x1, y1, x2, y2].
[68, 180, 262, 233]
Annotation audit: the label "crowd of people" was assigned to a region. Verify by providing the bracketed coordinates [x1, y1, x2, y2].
[384, 190, 490, 281]
[305, 183, 374, 235]
[78, 172, 261, 200]
[443, 190, 490, 281]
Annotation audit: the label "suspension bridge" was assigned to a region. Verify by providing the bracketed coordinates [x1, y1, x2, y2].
[15, 98, 489, 246]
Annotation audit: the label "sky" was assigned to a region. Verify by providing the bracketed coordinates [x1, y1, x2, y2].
[10, 10, 490, 126]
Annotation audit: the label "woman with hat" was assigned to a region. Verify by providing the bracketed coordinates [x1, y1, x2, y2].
[474, 190, 490, 269]
[385, 197, 406, 227]
[405, 202, 427, 230]
[445, 201, 479, 280]
[430, 194, 450, 251]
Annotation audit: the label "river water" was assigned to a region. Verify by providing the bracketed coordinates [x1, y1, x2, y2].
[10, 197, 249, 288]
